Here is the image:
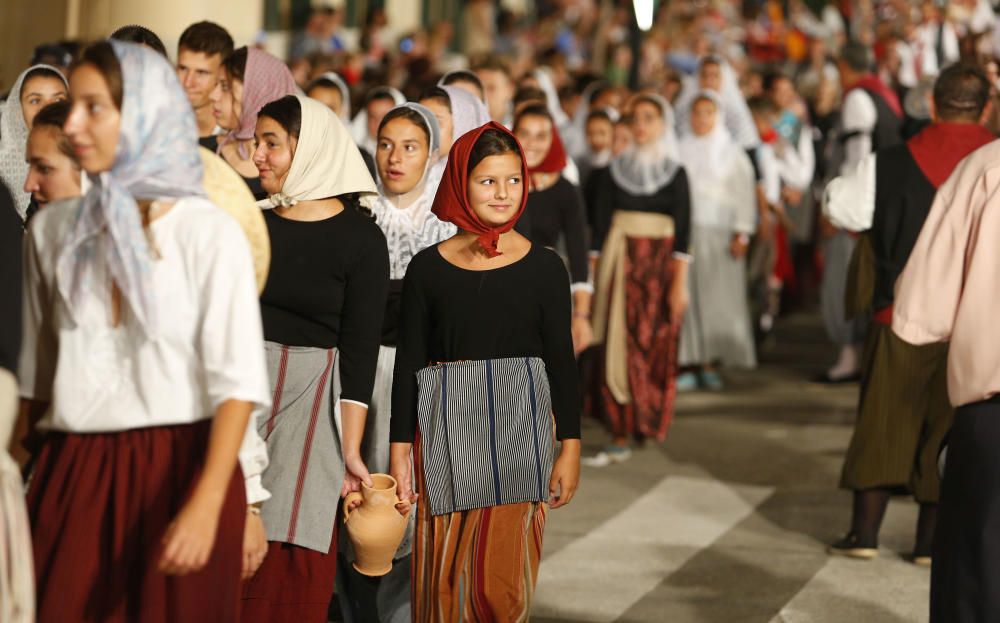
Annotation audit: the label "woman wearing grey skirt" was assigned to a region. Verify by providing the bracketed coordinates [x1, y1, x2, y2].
[677, 92, 757, 388]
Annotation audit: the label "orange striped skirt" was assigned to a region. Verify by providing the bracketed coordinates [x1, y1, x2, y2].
[413, 433, 548, 622]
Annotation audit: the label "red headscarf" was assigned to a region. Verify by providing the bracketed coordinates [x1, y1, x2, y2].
[431, 121, 529, 257]
[527, 123, 568, 175]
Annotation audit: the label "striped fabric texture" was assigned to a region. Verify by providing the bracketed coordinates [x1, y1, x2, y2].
[259, 342, 345, 553]
[416, 357, 555, 516]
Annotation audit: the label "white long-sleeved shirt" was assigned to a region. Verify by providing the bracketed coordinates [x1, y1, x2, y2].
[20, 196, 272, 503]
[823, 152, 877, 232]
[840, 89, 877, 176]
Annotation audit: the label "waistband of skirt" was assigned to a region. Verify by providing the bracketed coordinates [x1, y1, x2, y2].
[420, 356, 544, 374]
[264, 341, 337, 355]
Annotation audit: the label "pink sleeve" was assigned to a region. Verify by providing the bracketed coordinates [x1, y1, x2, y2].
[892, 158, 984, 344]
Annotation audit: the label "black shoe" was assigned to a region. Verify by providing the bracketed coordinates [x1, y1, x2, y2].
[811, 371, 862, 385]
[828, 532, 878, 560]
[912, 544, 932, 567]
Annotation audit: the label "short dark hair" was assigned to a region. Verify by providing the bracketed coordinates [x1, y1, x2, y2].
[73, 41, 124, 109]
[222, 47, 249, 83]
[586, 109, 613, 125]
[441, 70, 484, 96]
[513, 103, 553, 130]
[472, 56, 511, 78]
[378, 106, 431, 146]
[179, 21, 234, 59]
[747, 95, 778, 117]
[467, 128, 521, 175]
[30, 100, 76, 163]
[632, 93, 665, 117]
[933, 62, 991, 121]
[839, 42, 872, 73]
[419, 86, 451, 111]
[257, 95, 302, 140]
[110, 24, 167, 57]
[762, 70, 791, 93]
[513, 86, 546, 108]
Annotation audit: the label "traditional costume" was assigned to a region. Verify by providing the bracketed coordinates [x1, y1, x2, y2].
[20, 41, 270, 623]
[677, 94, 757, 370]
[242, 95, 388, 623]
[586, 95, 690, 443]
[390, 122, 581, 622]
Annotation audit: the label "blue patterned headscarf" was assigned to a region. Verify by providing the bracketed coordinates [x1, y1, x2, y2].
[56, 40, 206, 337]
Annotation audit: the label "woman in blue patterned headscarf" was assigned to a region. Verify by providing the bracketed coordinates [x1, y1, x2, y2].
[19, 40, 270, 623]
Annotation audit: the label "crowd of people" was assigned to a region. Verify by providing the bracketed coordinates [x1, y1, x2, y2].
[2, 1, 1000, 621]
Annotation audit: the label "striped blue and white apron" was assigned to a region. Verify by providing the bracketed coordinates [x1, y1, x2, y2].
[416, 357, 555, 516]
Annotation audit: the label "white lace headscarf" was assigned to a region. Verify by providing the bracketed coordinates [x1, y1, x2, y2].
[610, 93, 682, 196]
[675, 55, 760, 150]
[0, 64, 67, 219]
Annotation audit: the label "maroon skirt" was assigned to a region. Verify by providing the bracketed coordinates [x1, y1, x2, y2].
[27, 420, 246, 623]
[240, 531, 338, 623]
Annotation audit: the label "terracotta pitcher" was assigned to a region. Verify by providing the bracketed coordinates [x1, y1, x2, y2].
[343, 473, 411, 576]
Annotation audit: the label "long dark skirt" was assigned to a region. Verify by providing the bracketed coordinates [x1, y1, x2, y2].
[28, 420, 246, 623]
[241, 536, 338, 623]
[840, 322, 952, 502]
[932, 399, 1000, 622]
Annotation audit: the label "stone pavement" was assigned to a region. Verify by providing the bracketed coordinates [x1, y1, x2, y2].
[532, 312, 930, 623]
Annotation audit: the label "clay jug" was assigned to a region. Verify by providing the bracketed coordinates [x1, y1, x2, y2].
[343, 473, 411, 576]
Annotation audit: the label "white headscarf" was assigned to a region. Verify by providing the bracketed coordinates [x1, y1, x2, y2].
[675, 56, 760, 150]
[0, 64, 67, 219]
[441, 85, 491, 144]
[56, 42, 204, 337]
[313, 72, 351, 121]
[565, 80, 611, 160]
[263, 95, 377, 208]
[532, 67, 571, 132]
[370, 103, 454, 279]
[350, 86, 406, 155]
[610, 94, 682, 196]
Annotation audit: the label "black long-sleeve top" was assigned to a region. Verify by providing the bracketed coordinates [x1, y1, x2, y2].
[390, 244, 582, 442]
[588, 167, 692, 256]
[260, 199, 390, 404]
[523, 177, 590, 285]
[0, 183, 21, 374]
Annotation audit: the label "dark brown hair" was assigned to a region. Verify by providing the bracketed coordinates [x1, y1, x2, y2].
[109, 24, 167, 57]
[419, 86, 451, 112]
[441, 70, 484, 95]
[934, 62, 991, 121]
[178, 21, 234, 59]
[30, 100, 77, 164]
[72, 41, 124, 109]
[467, 128, 522, 175]
[222, 46, 249, 83]
[257, 95, 302, 139]
[21, 67, 65, 96]
[377, 107, 431, 146]
[513, 86, 546, 109]
[513, 103, 553, 131]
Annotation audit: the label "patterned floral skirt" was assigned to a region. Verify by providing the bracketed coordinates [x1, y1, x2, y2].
[589, 210, 681, 443]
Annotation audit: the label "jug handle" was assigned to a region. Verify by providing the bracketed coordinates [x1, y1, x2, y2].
[343, 492, 364, 523]
[395, 495, 413, 519]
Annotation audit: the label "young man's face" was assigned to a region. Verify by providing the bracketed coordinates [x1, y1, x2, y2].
[177, 48, 223, 110]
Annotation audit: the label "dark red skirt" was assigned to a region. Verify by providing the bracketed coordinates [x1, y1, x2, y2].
[240, 532, 338, 622]
[28, 420, 246, 623]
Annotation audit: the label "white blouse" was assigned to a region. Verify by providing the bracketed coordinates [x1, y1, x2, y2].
[19, 196, 272, 503]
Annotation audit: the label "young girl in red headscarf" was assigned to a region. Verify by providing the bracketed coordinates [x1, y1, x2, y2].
[513, 103, 594, 355]
[388, 122, 581, 622]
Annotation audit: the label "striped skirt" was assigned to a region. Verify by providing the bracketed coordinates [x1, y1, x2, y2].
[412, 431, 547, 623]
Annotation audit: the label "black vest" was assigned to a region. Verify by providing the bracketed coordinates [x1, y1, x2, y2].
[870, 143, 936, 310]
[861, 88, 903, 152]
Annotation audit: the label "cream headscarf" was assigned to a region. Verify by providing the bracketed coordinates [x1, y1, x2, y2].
[261, 95, 377, 208]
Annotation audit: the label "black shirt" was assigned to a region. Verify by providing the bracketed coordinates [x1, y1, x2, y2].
[589, 166, 692, 255]
[0, 183, 21, 374]
[260, 200, 390, 404]
[390, 244, 582, 442]
[199, 134, 219, 152]
[870, 143, 937, 311]
[523, 177, 589, 284]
